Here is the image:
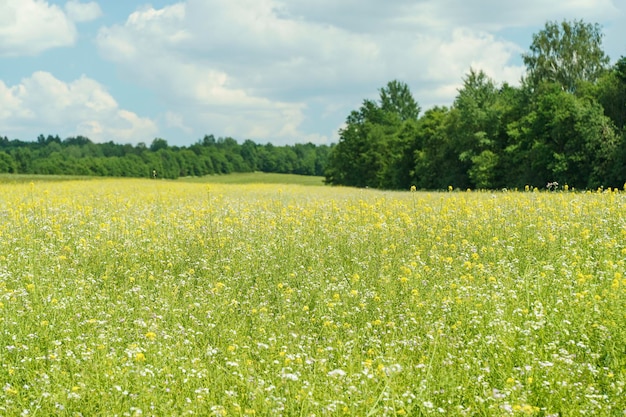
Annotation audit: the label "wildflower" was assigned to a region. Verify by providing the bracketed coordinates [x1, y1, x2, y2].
[145, 332, 157, 340]
[280, 371, 299, 381]
[327, 369, 347, 378]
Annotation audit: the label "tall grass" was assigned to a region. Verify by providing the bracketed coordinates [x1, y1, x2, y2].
[0, 179, 624, 416]
[180, 172, 326, 186]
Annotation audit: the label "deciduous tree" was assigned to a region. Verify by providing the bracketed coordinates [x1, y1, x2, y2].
[523, 20, 609, 93]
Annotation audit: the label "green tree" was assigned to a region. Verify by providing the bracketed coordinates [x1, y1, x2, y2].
[379, 80, 421, 121]
[0, 151, 16, 173]
[523, 20, 609, 93]
[240, 139, 259, 171]
[411, 106, 452, 189]
[448, 69, 502, 188]
[594, 56, 626, 131]
[326, 81, 420, 188]
[150, 138, 169, 152]
[509, 82, 618, 188]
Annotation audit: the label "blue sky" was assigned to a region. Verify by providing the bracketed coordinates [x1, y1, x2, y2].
[1, 0, 625, 147]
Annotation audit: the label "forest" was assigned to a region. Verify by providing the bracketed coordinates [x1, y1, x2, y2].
[0, 134, 331, 179]
[325, 20, 626, 190]
[1, 20, 625, 190]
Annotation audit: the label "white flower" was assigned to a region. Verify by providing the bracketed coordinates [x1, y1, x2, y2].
[327, 369, 347, 378]
[281, 372, 299, 381]
[384, 363, 403, 376]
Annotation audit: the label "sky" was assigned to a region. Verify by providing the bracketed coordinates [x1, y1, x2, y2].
[0, 0, 625, 147]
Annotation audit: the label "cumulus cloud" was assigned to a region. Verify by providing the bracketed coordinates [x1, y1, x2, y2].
[97, 2, 321, 143]
[0, 72, 157, 143]
[0, 0, 103, 56]
[93, 0, 622, 144]
[65, 0, 103, 23]
[95, 0, 527, 143]
[0, 0, 76, 56]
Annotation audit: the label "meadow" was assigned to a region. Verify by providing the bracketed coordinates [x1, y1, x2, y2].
[0, 176, 625, 416]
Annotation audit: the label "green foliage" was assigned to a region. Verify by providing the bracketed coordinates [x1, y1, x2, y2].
[412, 106, 456, 189]
[0, 151, 17, 173]
[379, 79, 421, 121]
[469, 150, 499, 189]
[594, 57, 626, 131]
[327, 19, 625, 190]
[509, 82, 619, 188]
[449, 69, 503, 189]
[180, 172, 325, 186]
[2, 180, 625, 415]
[325, 80, 420, 189]
[0, 134, 331, 180]
[523, 19, 609, 93]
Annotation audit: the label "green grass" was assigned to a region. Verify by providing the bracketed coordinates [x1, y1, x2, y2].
[0, 174, 95, 183]
[179, 172, 326, 186]
[0, 180, 624, 416]
[0, 172, 325, 186]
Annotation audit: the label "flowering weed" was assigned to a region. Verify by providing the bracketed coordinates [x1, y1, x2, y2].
[0, 179, 625, 416]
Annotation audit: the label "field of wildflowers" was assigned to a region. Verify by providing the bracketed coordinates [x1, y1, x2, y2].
[1, 178, 625, 416]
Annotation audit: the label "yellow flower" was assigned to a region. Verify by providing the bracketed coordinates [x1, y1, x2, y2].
[134, 352, 146, 362]
[145, 331, 157, 340]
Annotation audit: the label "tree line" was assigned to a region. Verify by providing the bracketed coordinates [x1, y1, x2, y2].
[0, 134, 331, 179]
[2, 20, 624, 190]
[325, 20, 626, 190]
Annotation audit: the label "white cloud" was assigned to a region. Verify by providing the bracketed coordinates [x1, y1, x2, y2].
[97, 1, 322, 143]
[93, 0, 624, 145]
[65, 0, 102, 23]
[164, 111, 193, 134]
[0, 72, 157, 143]
[0, 0, 76, 56]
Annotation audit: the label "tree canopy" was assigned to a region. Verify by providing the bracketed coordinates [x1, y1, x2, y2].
[523, 20, 610, 93]
[325, 19, 626, 190]
[0, 135, 332, 179]
[325, 80, 420, 189]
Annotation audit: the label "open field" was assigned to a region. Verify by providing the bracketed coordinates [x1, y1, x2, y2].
[0, 172, 325, 186]
[1, 178, 625, 416]
[0, 174, 96, 184]
[180, 172, 326, 186]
